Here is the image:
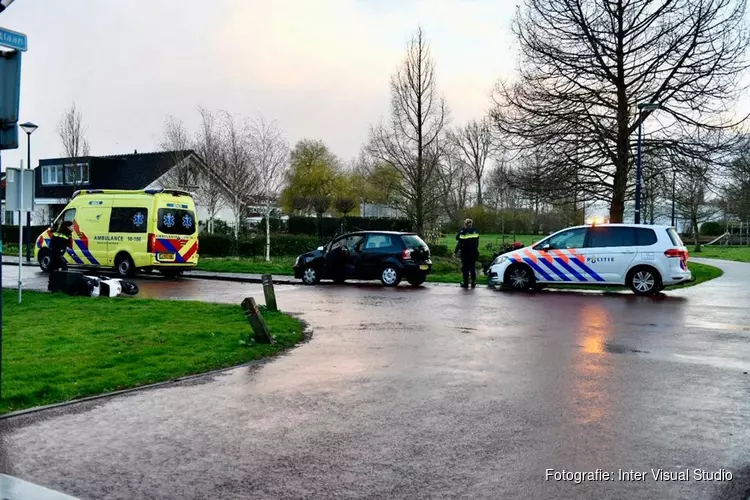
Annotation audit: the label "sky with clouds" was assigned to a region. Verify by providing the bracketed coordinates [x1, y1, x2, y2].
[0, 0, 518, 170]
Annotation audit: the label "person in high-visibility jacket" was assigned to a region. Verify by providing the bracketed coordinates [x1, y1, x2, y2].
[49, 220, 73, 273]
[454, 218, 480, 288]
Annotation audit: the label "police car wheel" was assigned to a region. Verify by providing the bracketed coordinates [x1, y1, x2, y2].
[627, 266, 662, 296]
[504, 264, 535, 291]
[115, 254, 135, 278]
[39, 250, 52, 273]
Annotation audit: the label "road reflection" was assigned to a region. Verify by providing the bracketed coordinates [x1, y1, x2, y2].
[571, 301, 612, 425]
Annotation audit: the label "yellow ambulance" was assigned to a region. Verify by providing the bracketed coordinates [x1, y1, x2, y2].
[34, 189, 199, 278]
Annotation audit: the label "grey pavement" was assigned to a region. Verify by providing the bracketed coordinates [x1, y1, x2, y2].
[0, 260, 749, 499]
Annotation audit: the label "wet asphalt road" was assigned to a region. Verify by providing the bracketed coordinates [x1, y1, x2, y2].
[1, 261, 750, 499]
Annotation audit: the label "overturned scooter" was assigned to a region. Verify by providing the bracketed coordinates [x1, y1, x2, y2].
[48, 270, 139, 297]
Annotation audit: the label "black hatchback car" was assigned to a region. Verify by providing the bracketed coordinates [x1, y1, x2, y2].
[293, 231, 432, 286]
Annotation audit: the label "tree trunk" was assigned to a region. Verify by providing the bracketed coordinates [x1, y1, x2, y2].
[692, 213, 701, 251]
[477, 177, 483, 206]
[265, 201, 271, 262]
[611, 7, 628, 224]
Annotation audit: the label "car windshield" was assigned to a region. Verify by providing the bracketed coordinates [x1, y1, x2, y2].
[402, 235, 427, 248]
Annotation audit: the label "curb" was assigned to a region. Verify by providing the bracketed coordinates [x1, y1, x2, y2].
[0, 322, 314, 421]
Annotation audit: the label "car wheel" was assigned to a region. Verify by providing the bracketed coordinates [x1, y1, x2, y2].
[407, 274, 426, 287]
[38, 249, 52, 273]
[627, 266, 662, 296]
[160, 269, 182, 279]
[380, 266, 401, 287]
[115, 253, 135, 278]
[504, 264, 535, 291]
[302, 267, 320, 285]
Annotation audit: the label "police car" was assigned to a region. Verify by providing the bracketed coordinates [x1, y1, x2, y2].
[487, 223, 692, 295]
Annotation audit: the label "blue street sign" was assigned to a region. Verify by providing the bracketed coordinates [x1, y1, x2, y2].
[0, 26, 26, 51]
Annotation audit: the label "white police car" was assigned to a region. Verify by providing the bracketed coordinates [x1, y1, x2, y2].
[487, 224, 692, 295]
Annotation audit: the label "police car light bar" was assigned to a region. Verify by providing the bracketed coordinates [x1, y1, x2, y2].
[0, 0, 17, 14]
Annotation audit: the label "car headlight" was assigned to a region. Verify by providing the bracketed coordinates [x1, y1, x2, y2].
[492, 256, 509, 266]
[295, 256, 300, 266]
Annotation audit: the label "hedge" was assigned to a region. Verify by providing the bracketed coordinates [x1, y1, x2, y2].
[699, 221, 725, 237]
[287, 216, 412, 237]
[2, 225, 50, 243]
[199, 234, 320, 257]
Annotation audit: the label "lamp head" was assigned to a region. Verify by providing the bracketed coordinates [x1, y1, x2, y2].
[20, 122, 38, 135]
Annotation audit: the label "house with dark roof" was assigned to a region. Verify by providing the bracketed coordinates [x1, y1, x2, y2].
[2, 149, 239, 227]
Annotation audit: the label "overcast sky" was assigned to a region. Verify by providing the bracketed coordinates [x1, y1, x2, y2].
[0, 0, 517, 170]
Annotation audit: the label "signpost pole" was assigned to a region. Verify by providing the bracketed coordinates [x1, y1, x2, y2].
[1, 150, 4, 401]
[18, 160, 23, 303]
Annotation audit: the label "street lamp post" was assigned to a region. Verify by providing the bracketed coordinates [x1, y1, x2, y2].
[635, 102, 660, 224]
[19, 122, 38, 262]
[672, 168, 677, 227]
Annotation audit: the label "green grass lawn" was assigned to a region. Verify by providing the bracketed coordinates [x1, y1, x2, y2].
[439, 233, 540, 251]
[692, 246, 750, 263]
[0, 290, 303, 414]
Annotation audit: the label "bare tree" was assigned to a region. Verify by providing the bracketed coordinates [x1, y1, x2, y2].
[248, 116, 289, 261]
[368, 27, 448, 234]
[158, 115, 196, 189]
[437, 143, 472, 223]
[448, 118, 494, 205]
[220, 112, 256, 238]
[58, 102, 90, 198]
[492, 0, 750, 223]
[192, 107, 227, 234]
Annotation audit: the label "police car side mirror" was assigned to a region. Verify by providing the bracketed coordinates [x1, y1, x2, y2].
[540, 244, 551, 251]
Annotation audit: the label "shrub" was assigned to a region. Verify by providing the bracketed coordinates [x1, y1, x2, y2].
[699, 221, 725, 236]
[237, 235, 320, 257]
[3, 225, 50, 243]
[198, 234, 236, 257]
[287, 216, 412, 236]
[429, 244, 450, 257]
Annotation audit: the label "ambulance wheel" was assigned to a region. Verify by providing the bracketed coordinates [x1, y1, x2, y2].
[115, 253, 135, 278]
[121, 281, 139, 296]
[38, 249, 52, 273]
[160, 269, 182, 279]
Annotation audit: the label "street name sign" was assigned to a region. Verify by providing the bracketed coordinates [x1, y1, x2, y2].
[0, 26, 26, 51]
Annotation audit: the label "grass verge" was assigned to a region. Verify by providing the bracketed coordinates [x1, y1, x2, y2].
[195, 257, 721, 290]
[692, 246, 750, 263]
[0, 290, 303, 415]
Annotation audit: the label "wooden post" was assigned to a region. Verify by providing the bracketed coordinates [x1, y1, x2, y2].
[262, 274, 278, 312]
[240, 297, 275, 344]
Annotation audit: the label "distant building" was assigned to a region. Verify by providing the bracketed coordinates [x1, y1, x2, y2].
[360, 201, 403, 218]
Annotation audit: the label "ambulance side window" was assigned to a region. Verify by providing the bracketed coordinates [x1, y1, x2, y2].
[109, 207, 149, 233]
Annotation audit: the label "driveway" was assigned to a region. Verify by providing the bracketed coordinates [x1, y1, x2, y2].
[1, 260, 749, 499]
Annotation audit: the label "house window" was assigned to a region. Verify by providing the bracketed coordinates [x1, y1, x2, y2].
[41, 165, 64, 185]
[64, 163, 90, 185]
[42, 163, 90, 186]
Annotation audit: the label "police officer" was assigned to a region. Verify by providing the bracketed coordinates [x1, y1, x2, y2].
[454, 218, 480, 288]
[49, 220, 73, 273]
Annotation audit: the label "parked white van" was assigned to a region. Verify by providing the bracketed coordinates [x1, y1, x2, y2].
[487, 224, 692, 295]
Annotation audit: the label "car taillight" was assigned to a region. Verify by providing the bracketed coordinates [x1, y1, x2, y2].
[664, 248, 687, 259]
[402, 248, 411, 260]
[147, 233, 156, 253]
